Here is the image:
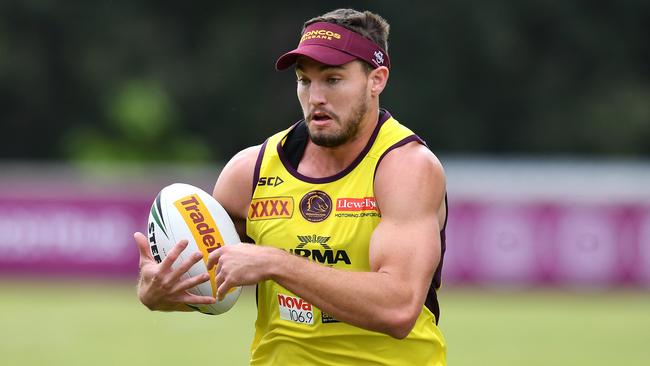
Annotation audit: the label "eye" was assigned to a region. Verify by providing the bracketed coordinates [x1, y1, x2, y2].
[326, 77, 340, 85]
[297, 77, 310, 86]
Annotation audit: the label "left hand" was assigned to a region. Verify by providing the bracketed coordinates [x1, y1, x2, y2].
[206, 244, 282, 301]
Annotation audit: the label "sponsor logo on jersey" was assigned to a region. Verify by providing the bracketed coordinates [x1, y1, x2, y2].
[300, 190, 332, 222]
[257, 176, 284, 187]
[248, 197, 293, 221]
[334, 197, 381, 218]
[289, 248, 351, 265]
[335, 212, 381, 218]
[321, 312, 340, 324]
[174, 194, 225, 297]
[296, 234, 331, 249]
[286, 234, 351, 265]
[336, 197, 378, 212]
[277, 293, 314, 325]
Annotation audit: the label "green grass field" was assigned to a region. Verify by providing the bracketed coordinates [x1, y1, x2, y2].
[1, 280, 648, 366]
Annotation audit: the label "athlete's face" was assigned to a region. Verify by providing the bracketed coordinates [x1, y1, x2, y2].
[295, 57, 371, 148]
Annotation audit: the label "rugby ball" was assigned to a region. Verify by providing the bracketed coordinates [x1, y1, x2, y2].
[147, 183, 241, 315]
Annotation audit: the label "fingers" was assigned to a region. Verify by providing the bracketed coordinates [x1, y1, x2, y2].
[171, 272, 210, 294]
[216, 278, 233, 301]
[215, 266, 225, 299]
[213, 260, 227, 301]
[170, 251, 204, 282]
[206, 246, 225, 270]
[178, 293, 217, 305]
[134, 232, 154, 263]
[159, 239, 189, 272]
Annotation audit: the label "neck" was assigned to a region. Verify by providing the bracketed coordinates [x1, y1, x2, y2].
[298, 108, 380, 178]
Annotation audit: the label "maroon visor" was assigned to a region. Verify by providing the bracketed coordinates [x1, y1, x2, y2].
[275, 22, 390, 71]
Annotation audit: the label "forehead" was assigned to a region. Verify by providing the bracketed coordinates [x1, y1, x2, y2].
[295, 56, 362, 74]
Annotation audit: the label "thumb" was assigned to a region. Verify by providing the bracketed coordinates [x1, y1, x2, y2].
[134, 232, 155, 263]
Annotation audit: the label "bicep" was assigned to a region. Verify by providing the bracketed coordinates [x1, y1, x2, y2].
[369, 143, 445, 294]
[370, 216, 440, 284]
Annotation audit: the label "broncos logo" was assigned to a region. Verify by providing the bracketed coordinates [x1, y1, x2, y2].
[306, 195, 329, 213]
[300, 191, 332, 222]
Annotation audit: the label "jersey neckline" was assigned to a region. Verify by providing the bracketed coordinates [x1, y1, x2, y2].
[276, 109, 392, 184]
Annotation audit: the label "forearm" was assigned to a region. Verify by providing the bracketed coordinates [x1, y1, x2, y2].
[268, 249, 417, 337]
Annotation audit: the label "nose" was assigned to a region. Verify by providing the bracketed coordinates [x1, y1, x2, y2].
[308, 82, 327, 106]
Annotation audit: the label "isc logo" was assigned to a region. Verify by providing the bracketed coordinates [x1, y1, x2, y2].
[257, 176, 284, 187]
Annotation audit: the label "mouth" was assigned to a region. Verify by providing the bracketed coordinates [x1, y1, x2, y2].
[309, 111, 333, 124]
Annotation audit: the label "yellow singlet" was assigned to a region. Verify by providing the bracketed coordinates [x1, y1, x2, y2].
[246, 110, 447, 365]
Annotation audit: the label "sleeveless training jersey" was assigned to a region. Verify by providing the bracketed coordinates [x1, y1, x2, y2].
[246, 110, 447, 365]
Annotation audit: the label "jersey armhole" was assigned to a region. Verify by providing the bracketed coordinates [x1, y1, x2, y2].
[372, 134, 427, 179]
[251, 138, 269, 196]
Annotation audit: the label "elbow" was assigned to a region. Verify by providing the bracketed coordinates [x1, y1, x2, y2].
[383, 307, 420, 339]
[387, 327, 411, 340]
[388, 317, 417, 340]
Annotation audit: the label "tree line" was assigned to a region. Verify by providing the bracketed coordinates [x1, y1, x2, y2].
[1, 0, 648, 162]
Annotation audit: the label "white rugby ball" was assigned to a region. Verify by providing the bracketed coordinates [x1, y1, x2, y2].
[147, 183, 241, 315]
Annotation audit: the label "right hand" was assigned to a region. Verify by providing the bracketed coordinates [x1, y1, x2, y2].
[134, 232, 216, 311]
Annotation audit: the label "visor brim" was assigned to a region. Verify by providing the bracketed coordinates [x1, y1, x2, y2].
[275, 45, 357, 71]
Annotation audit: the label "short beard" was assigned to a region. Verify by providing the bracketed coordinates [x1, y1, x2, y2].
[307, 92, 368, 148]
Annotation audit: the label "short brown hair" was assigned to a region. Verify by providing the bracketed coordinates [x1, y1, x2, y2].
[303, 9, 390, 52]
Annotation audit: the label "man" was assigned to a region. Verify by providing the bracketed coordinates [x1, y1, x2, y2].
[135, 8, 447, 365]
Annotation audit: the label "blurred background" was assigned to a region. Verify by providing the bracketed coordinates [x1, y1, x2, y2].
[1, 1, 649, 365]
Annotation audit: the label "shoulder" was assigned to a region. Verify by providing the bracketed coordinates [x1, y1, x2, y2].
[212, 145, 262, 219]
[225, 145, 263, 175]
[218, 145, 263, 187]
[376, 141, 445, 187]
[374, 142, 445, 218]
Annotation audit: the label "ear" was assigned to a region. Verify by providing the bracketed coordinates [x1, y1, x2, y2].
[368, 66, 389, 97]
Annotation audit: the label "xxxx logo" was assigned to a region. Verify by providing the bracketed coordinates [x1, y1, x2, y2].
[248, 197, 294, 221]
